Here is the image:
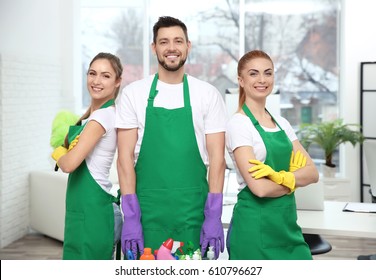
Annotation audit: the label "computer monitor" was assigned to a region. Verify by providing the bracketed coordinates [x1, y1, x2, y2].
[364, 140, 376, 199]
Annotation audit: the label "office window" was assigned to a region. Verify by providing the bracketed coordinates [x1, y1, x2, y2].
[81, 0, 238, 104]
[81, 0, 145, 107]
[232, 0, 340, 166]
[81, 0, 340, 166]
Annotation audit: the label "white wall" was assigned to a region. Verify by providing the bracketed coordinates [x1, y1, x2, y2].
[340, 0, 376, 202]
[0, 0, 77, 248]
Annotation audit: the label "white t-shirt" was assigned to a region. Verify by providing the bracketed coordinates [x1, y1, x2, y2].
[226, 112, 297, 190]
[83, 106, 117, 194]
[115, 74, 228, 165]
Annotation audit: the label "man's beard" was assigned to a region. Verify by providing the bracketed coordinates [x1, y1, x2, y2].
[157, 57, 187, 72]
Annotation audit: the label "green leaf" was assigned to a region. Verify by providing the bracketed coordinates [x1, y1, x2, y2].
[297, 119, 364, 167]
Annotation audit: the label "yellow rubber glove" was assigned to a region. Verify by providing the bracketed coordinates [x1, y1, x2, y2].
[277, 171, 296, 193]
[289, 150, 307, 172]
[51, 146, 68, 164]
[248, 159, 296, 193]
[248, 160, 283, 183]
[68, 135, 80, 151]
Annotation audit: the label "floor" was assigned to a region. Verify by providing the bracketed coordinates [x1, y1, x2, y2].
[0, 234, 63, 260]
[1, 233, 375, 260]
[2, 171, 374, 261]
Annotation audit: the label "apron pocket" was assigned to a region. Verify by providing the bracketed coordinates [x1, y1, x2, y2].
[138, 186, 205, 231]
[64, 210, 85, 257]
[260, 204, 299, 249]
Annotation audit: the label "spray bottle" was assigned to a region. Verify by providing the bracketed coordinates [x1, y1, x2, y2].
[171, 240, 184, 255]
[185, 241, 195, 259]
[156, 238, 177, 260]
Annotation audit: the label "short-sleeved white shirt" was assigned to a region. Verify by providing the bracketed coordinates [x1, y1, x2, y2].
[226, 112, 297, 190]
[115, 74, 228, 165]
[83, 106, 117, 194]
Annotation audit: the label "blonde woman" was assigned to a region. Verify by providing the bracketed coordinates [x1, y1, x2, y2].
[52, 52, 123, 260]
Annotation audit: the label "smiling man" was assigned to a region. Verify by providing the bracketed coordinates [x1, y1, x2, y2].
[115, 16, 228, 260]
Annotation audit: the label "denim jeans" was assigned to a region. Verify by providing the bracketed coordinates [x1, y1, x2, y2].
[112, 203, 123, 259]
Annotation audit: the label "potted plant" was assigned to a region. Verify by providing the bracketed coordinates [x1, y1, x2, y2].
[298, 119, 364, 177]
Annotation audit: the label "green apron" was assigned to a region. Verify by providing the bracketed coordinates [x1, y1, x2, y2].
[63, 99, 120, 260]
[135, 74, 208, 253]
[228, 104, 311, 260]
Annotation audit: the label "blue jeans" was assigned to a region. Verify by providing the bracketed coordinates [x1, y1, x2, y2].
[112, 203, 123, 259]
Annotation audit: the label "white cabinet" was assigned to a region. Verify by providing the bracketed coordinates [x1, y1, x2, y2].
[322, 177, 350, 201]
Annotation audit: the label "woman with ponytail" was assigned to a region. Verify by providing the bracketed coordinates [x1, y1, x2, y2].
[225, 50, 318, 260]
[51, 52, 123, 260]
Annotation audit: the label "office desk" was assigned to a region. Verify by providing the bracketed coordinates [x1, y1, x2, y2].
[222, 201, 376, 238]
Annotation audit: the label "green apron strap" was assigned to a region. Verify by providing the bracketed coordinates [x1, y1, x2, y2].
[242, 104, 259, 126]
[242, 104, 283, 131]
[113, 188, 121, 205]
[67, 99, 114, 144]
[101, 99, 115, 108]
[148, 74, 190, 107]
[148, 74, 160, 105]
[183, 74, 190, 106]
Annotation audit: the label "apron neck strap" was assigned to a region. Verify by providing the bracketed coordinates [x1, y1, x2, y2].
[242, 104, 259, 126]
[242, 103, 283, 130]
[182, 74, 190, 106]
[100, 99, 115, 109]
[148, 73, 190, 107]
[68, 99, 114, 141]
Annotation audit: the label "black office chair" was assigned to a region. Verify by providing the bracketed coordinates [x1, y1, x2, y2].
[357, 254, 376, 260]
[303, 233, 332, 255]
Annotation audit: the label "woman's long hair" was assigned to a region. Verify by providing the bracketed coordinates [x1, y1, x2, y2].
[63, 52, 123, 148]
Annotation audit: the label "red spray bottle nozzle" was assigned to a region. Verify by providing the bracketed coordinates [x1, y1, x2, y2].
[163, 238, 174, 250]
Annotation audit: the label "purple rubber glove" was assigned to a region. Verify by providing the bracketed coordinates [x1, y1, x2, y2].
[121, 194, 144, 259]
[200, 193, 224, 259]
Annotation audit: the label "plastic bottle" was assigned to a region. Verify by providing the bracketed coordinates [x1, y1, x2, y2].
[185, 241, 195, 257]
[192, 251, 201, 260]
[207, 246, 215, 260]
[126, 249, 135, 260]
[156, 238, 176, 260]
[140, 247, 155, 260]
